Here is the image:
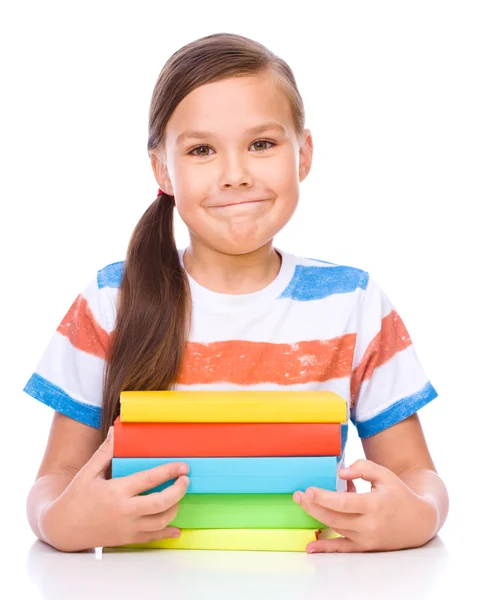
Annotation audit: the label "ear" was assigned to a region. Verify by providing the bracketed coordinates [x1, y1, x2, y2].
[149, 150, 175, 196]
[298, 128, 313, 183]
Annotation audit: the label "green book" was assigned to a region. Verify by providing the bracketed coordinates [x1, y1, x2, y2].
[170, 494, 328, 529]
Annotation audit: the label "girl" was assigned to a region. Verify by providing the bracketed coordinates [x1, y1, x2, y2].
[24, 32, 449, 554]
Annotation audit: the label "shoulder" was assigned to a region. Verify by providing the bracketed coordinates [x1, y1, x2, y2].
[295, 252, 369, 287]
[280, 249, 371, 300]
[96, 260, 126, 290]
[94, 247, 184, 290]
[79, 260, 126, 331]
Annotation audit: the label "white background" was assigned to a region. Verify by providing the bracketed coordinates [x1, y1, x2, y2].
[1, 1, 483, 597]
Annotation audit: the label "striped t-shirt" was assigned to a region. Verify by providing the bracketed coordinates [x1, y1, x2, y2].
[23, 246, 438, 490]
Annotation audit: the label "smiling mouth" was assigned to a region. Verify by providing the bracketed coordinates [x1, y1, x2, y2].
[214, 199, 269, 208]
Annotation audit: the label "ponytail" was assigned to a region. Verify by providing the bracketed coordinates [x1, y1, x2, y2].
[100, 192, 191, 439]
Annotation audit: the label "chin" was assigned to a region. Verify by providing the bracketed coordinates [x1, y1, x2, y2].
[219, 239, 276, 256]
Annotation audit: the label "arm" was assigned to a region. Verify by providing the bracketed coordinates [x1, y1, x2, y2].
[361, 412, 449, 537]
[26, 411, 102, 545]
[27, 410, 190, 552]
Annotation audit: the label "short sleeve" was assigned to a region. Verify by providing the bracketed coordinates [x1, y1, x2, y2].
[349, 273, 438, 438]
[22, 273, 113, 429]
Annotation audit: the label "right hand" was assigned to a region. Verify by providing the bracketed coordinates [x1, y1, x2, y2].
[42, 426, 190, 552]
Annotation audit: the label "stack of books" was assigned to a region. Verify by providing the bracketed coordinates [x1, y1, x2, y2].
[110, 390, 347, 552]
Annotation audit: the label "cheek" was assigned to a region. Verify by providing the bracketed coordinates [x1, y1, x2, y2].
[270, 161, 300, 209]
[264, 154, 300, 189]
[172, 163, 203, 196]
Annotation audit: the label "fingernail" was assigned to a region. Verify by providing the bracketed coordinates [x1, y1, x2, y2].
[171, 531, 180, 538]
[293, 492, 302, 504]
[107, 426, 113, 440]
[306, 488, 315, 499]
[179, 465, 188, 475]
[179, 476, 190, 486]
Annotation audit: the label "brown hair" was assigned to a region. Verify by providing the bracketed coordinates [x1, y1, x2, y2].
[100, 32, 307, 439]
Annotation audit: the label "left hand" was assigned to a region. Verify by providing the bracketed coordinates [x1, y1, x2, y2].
[294, 459, 438, 553]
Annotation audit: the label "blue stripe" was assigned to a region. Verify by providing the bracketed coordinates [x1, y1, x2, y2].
[352, 381, 438, 438]
[278, 265, 368, 301]
[23, 373, 101, 428]
[98, 261, 124, 289]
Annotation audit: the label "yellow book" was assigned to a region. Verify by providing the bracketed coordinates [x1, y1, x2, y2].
[117, 528, 341, 552]
[120, 390, 347, 423]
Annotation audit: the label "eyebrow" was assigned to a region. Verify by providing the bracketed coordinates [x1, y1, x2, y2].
[175, 121, 287, 146]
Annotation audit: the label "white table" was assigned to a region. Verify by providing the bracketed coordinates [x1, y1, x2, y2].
[8, 520, 475, 600]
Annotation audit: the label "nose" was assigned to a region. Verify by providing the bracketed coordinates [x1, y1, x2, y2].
[219, 153, 254, 190]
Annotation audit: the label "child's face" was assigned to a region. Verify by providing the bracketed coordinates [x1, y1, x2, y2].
[152, 72, 313, 256]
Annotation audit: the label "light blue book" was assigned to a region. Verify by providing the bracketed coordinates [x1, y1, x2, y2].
[111, 456, 337, 494]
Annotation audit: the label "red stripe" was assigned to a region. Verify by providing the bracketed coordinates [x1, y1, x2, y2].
[176, 335, 355, 386]
[350, 310, 412, 407]
[57, 294, 110, 359]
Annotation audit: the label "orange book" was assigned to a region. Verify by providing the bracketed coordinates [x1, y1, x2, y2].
[113, 417, 341, 458]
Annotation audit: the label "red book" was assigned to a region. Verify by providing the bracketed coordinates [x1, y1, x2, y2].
[113, 417, 341, 457]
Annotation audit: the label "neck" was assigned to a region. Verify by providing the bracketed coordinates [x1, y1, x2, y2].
[182, 242, 282, 295]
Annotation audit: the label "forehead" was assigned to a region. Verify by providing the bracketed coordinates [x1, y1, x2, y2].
[165, 73, 293, 144]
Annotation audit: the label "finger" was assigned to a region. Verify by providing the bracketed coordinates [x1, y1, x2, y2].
[306, 537, 361, 553]
[300, 487, 369, 514]
[138, 502, 179, 532]
[132, 526, 182, 545]
[79, 426, 114, 479]
[338, 459, 393, 490]
[126, 462, 190, 497]
[132, 475, 190, 516]
[295, 493, 361, 532]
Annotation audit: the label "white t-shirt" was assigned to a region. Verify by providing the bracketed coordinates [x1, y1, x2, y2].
[23, 246, 438, 491]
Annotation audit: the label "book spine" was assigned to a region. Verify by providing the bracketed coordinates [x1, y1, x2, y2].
[113, 419, 341, 457]
[117, 528, 323, 552]
[120, 390, 347, 423]
[111, 456, 338, 493]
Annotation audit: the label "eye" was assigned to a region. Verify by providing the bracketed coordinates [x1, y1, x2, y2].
[188, 139, 276, 158]
[251, 140, 275, 152]
[189, 145, 214, 158]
